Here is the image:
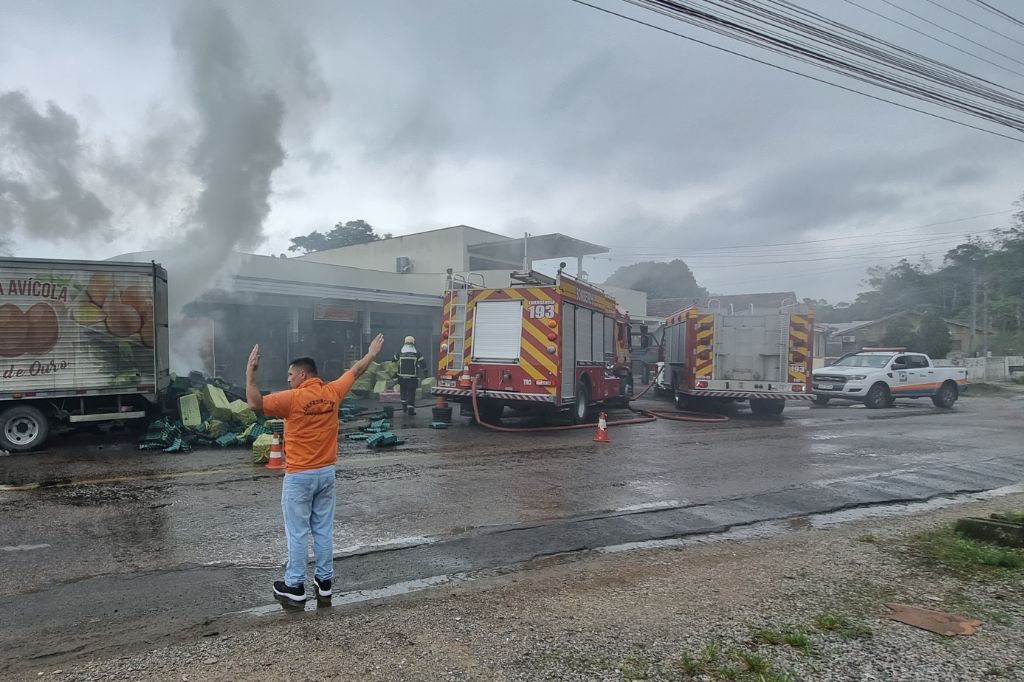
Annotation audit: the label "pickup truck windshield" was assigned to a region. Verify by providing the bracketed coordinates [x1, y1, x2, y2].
[832, 355, 891, 368]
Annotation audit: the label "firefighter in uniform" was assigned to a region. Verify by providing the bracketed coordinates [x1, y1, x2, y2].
[394, 336, 427, 415]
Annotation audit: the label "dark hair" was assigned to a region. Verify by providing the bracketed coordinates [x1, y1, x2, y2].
[289, 357, 318, 375]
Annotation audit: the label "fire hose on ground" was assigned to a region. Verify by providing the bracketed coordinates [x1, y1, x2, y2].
[468, 377, 727, 434]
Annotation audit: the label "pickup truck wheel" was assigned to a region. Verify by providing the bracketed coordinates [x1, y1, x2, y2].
[813, 395, 830, 406]
[0, 405, 50, 452]
[750, 398, 785, 415]
[864, 383, 890, 409]
[931, 382, 958, 408]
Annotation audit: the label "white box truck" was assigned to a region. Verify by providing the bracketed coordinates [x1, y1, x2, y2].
[0, 257, 170, 451]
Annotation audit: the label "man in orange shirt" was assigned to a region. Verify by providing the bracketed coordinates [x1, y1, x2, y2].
[246, 333, 385, 604]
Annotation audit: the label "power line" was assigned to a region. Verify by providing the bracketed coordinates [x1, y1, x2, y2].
[921, 0, 1024, 48]
[840, 0, 1024, 81]
[965, 0, 1024, 31]
[627, 0, 1024, 128]
[566, 0, 1024, 142]
[600, 210, 1010, 253]
[876, 0, 1024, 68]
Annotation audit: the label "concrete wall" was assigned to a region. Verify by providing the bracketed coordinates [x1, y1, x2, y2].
[298, 226, 507, 273]
[933, 356, 1024, 382]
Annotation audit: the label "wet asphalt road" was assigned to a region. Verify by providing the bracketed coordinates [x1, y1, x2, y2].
[1, 394, 1022, 673]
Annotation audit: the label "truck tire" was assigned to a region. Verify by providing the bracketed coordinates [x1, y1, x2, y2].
[0, 405, 50, 452]
[750, 399, 785, 415]
[813, 395, 830, 406]
[864, 383, 890, 409]
[931, 382, 958, 408]
[572, 383, 592, 424]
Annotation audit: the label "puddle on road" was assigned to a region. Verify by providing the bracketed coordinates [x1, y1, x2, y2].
[614, 499, 683, 513]
[1, 543, 51, 552]
[336, 535, 437, 555]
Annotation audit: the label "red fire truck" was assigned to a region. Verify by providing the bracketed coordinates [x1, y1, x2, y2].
[659, 303, 814, 414]
[432, 267, 633, 423]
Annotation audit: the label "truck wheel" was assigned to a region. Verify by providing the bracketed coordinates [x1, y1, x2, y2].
[813, 395, 830, 406]
[931, 382, 958, 408]
[572, 383, 592, 424]
[0, 405, 50, 452]
[750, 399, 785, 415]
[674, 392, 692, 411]
[864, 384, 890, 409]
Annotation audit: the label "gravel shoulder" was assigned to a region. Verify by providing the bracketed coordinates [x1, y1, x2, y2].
[30, 493, 1024, 682]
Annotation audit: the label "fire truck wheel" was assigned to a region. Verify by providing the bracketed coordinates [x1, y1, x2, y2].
[0, 404, 50, 452]
[813, 395, 830, 406]
[571, 383, 592, 424]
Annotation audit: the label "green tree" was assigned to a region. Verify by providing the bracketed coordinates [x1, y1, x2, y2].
[604, 259, 707, 300]
[288, 219, 391, 254]
[915, 312, 952, 358]
[882, 317, 917, 348]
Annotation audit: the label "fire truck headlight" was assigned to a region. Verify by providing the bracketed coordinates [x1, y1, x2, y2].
[441, 343, 449, 352]
[792, 384, 804, 392]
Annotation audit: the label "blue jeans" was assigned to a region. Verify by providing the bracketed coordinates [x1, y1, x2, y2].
[281, 465, 336, 587]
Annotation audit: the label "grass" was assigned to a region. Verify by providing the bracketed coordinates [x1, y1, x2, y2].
[751, 627, 812, 655]
[669, 642, 792, 681]
[813, 613, 873, 640]
[990, 510, 1024, 524]
[912, 527, 1024, 576]
[619, 654, 653, 680]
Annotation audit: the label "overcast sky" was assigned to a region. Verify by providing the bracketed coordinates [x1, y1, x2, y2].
[1, 0, 1021, 303]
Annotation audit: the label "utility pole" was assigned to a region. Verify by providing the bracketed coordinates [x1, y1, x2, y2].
[969, 269, 977, 356]
[982, 279, 990, 357]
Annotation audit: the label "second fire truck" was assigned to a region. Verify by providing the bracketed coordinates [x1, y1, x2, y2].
[659, 302, 815, 414]
[432, 266, 633, 423]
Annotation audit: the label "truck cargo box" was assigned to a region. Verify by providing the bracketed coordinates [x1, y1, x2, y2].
[0, 257, 170, 401]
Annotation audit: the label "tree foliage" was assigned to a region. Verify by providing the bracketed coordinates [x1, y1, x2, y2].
[604, 259, 708, 300]
[882, 317, 916, 348]
[288, 220, 391, 254]
[915, 311, 952, 358]
[820, 193, 1024, 353]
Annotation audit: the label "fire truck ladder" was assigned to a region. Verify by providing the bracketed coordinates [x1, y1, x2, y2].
[444, 273, 483, 372]
[778, 299, 797, 382]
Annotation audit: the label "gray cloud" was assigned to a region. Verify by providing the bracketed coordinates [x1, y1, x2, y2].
[0, 91, 114, 240]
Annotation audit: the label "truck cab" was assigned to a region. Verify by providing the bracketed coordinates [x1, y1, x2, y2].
[812, 350, 968, 409]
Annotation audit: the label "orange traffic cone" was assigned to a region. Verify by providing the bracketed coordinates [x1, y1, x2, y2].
[266, 433, 285, 470]
[593, 412, 610, 443]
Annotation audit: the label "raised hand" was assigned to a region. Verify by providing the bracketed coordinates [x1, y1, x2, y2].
[247, 344, 261, 375]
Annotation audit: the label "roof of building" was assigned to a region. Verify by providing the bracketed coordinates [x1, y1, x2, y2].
[467, 233, 609, 268]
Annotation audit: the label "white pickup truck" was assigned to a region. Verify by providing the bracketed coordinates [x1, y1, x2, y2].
[812, 351, 968, 409]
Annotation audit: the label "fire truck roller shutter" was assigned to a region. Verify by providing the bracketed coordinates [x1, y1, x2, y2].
[473, 299, 523, 361]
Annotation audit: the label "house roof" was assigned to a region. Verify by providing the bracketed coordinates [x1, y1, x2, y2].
[822, 311, 988, 336]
